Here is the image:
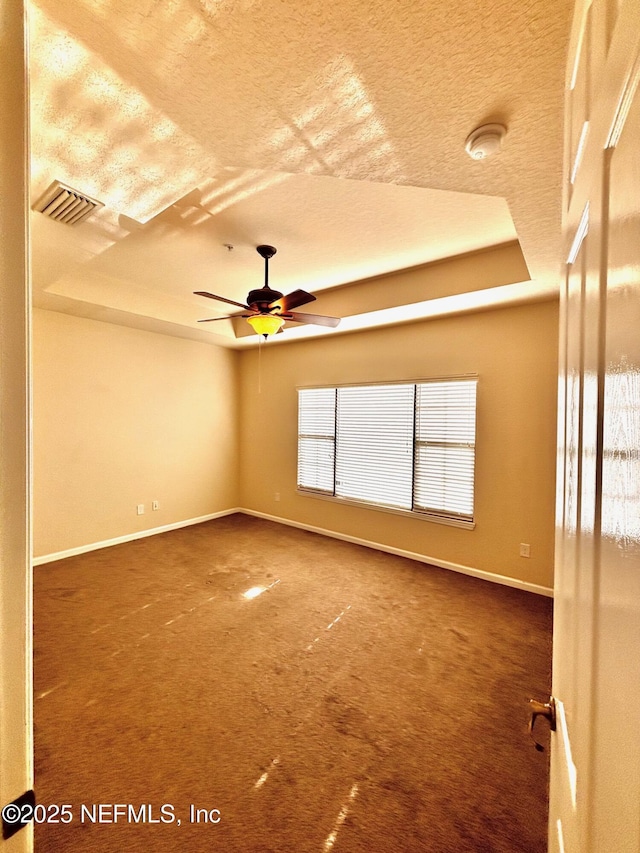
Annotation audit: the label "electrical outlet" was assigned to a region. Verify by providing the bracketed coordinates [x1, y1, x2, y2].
[274, 492, 281, 502]
[137, 504, 145, 515]
[519, 543, 531, 558]
[152, 500, 159, 511]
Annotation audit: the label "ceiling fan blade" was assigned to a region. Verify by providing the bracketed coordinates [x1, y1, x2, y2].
[194, 291, 250, 310]
[285, 311, 341, 328]
[197, 312, 252, 322]
[270, 289, 317, 312]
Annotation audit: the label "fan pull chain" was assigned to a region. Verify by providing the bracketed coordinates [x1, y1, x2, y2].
[258, 335, 262, 394]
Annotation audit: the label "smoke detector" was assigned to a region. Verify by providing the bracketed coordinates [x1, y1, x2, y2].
[465, 124, 507, 160]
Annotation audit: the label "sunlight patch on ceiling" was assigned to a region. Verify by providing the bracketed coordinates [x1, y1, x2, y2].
[134, 2, 209, 78]
[30, 4, 216, 223]
[181, 170, 291, 221]
[257, 54, 406, 182]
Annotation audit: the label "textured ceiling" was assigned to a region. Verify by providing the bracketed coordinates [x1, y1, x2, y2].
[29, 0, 573, 347]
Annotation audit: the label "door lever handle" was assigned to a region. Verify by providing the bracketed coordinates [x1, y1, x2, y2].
[528, 697, 557, 751]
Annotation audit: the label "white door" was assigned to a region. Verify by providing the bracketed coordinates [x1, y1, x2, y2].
[551, 0, 640, 850]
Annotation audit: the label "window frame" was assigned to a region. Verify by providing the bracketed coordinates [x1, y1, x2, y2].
[296, 376, 478, 530]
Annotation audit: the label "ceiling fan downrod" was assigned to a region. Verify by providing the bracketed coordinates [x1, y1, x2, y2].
[248, 245, 281, 308]
[256, 244, 276, 291]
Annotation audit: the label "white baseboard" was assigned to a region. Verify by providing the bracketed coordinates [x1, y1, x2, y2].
[33, 505, 554, 597]
[32, 508, 242, 566]
[239, 508, 554, 597]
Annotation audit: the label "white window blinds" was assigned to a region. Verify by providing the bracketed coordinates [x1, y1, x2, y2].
[335, 384, 414, 510]
[297, 387, 335, 494]
[297, 377, 477, 523]
[414, 380, 477, 519]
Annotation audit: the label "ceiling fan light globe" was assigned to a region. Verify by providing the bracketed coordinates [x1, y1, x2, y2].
[247, 314, 285, 338]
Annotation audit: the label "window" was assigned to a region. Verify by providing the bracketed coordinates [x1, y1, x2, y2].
[297, 387, 336, 495]
[297, 378, 477, 524]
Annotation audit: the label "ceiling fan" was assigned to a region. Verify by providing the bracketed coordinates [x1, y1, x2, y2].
[194, 245, 341, 338]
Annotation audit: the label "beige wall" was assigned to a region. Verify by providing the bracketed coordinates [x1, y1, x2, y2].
[238, 300, 559, 589]
[33, 298, 558, 589]
[1, 1, 33, 848]
[33, 309, 239, 558]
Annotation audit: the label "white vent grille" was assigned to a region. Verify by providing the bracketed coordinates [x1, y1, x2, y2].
[33, 181, 104, 225]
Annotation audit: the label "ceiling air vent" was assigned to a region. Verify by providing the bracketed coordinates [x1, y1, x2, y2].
[33, 181, 104, 225]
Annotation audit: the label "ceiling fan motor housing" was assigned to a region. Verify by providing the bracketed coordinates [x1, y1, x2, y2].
[247, 287, 283, 309]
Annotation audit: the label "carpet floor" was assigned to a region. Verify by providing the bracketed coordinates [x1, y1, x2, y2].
[33, 513, 553, 852]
